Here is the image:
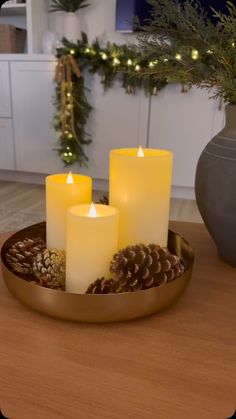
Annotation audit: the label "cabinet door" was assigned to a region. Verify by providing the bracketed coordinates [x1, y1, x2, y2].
[80, 74, 150, 180]
[0, 119, 15, 170]
[10, 61, 150, 178]
[148, 85, 225, 188]
[0, 62, 11, 118]
[10, 61, 63, 173]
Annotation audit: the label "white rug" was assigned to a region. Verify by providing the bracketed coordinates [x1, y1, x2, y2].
[0, 207, 45, 233]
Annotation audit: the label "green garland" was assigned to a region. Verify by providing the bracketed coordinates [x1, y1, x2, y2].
[54, 34, 168, 166]
[137, 1, 236, 102]
[55, 0, 235, 167]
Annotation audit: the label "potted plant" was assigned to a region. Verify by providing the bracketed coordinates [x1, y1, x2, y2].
[50, 0, 90, 42]
[137, 0, 236, 266]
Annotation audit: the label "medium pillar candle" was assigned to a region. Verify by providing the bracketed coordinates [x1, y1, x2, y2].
[109, 147, 173, 248]
[66, 204, 119, 294]
[46, 173, 92, 250]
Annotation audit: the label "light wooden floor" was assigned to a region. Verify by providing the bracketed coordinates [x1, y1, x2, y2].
[0, 180, 202, 232]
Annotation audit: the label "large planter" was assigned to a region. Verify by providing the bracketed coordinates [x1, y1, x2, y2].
[195, 104, 236, 266]
[64, 12, 81, 42]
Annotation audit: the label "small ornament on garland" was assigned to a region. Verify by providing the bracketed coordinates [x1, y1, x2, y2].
[181, 84, 191, 93]
[6, 238, 46, 274]
[126, 85, 135, 95]
[33, 249, 66, 290]
[152, 86, 158, 96]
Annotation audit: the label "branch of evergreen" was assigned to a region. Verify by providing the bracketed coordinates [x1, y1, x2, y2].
[137, 0, 236, 104]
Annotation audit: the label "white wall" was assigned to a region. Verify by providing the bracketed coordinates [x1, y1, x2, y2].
[49, 0, 136, 45]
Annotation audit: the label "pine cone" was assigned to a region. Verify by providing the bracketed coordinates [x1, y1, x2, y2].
[86, 277, 115, 294]
[97, 195, 109, 205]
[110, 244, 185, 293]
[32, 249, 66, 290]
[6, 237, 46, 274]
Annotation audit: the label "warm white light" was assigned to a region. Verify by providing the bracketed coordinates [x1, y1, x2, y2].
[149, 61, 155, 68]
[113, 57, 120, 66]
[66, 172, 74, 184]
[85, 47, 90, 54]
[101, 52, 108, 60]
[127, 59, 133, 66]
[207, 49, 213, 54]
[163, 58, 168, 63]
[137, 146, 144, 157]
[135, 64, 141, 71]
[70, 49, 75, 55]
[88, 202, 97, 217]
[175, 53, 182, 61]
[191, 49, 199, 60]
[232, 42, 235, 48]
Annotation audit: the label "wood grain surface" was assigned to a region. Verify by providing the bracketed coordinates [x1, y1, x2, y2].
[0, 222, 235, 419]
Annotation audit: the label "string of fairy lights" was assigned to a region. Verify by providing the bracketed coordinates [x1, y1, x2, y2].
[54, 36, 225, 166]
[66, 44, 202, 76]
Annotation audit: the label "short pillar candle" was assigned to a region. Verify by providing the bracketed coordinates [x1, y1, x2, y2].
[109, 147, 173, 248]
[46, 173, 92, 250]
[66, 204, 119, 294]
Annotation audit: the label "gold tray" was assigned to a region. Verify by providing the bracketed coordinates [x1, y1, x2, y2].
[1, 223, 194, 323]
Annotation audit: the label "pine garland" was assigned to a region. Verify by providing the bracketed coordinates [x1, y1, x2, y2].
[54, 34, 168, 165]
[54, 2, 236, 166]
[137, 0, 236, 103]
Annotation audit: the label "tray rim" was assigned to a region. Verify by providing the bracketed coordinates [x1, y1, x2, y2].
[0, 222, 195, 322]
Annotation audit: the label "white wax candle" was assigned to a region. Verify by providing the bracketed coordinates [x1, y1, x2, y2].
[110, 147, 173, 248]
[66, 204, 119, 294]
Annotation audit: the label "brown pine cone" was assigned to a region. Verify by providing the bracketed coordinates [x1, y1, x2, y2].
[86, 277, 115, 294]
[32, 249, 66, 290]
[97, 195, 109, 205]
[36, 276, 65, 291]
[110, 244, 185, 293]
[6, 237, 46, 274]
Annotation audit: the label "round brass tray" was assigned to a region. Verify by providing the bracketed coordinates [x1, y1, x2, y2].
[1, 223, 194, 323]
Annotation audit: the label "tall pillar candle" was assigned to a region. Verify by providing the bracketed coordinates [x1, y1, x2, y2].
[66, 204, 119, 294]
[110, 148, 173, 248]
[46, 173, 92, 250]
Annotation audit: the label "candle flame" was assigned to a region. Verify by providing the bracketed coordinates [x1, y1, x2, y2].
[88, 202, 97, 218]
[137, 146, 144, 157]
[66, 171, 74, 184]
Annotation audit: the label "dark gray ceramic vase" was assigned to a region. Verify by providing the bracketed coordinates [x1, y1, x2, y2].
[195, 105, 236, 267]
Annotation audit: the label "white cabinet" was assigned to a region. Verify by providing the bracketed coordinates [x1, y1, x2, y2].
[0, 62, 11, 118]
[80, 74, 150, 180]
[148, 85, 225, 188]
[0, 119, 15, 170]
[10, 61, 150, 178]
[10, 60, 63, 173]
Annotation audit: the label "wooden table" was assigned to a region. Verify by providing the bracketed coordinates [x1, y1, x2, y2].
[0, 222, 235, 419]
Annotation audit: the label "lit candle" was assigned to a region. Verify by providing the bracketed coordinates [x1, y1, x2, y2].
[110, 147, 173, 248]
[66, 203, 119, 294]
[46, 173, 92, 250]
